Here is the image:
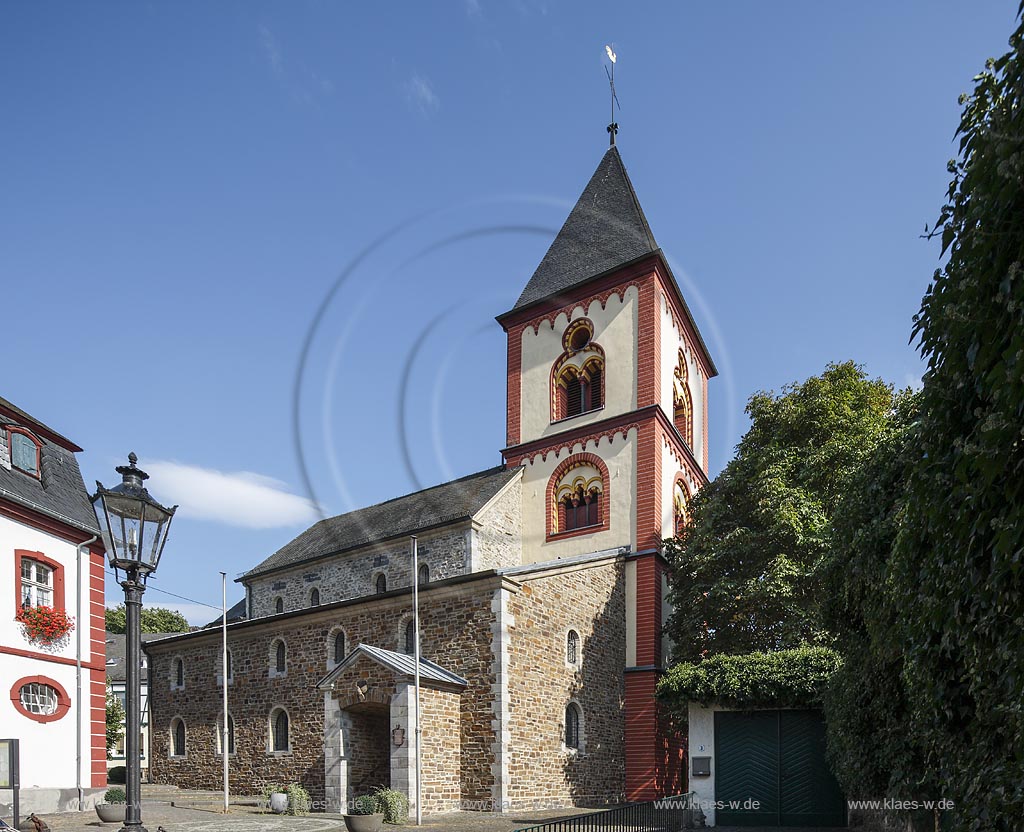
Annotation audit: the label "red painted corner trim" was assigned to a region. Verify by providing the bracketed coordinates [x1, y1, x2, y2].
[14, 549, 66, 613]
[10, 674, 71, 723]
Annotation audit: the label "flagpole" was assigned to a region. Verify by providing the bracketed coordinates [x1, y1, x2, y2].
[411, 535, 422, 826]
[221, 571, 229, 813]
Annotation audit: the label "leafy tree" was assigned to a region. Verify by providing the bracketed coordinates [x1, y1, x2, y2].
[105, 684, 125, 759]
[820, 395, 929, 800]
[105, 604, 190, 634]
[893, 8, 1024, 827]
[665, 361, 903, 661]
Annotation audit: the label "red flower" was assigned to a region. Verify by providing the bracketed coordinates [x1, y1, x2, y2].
[15, 605, 75, 644]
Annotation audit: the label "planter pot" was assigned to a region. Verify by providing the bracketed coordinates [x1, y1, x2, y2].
[343, 813, 385, 832]
[269, 792, 289, 814]
[95, 803, 127, 823]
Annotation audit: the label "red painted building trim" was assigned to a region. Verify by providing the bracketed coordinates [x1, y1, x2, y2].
[0, 499, 102, 547]
[505, 323, 524, 447]
[13, 549, 66, 613]
[0, 402, 83, 452]
[9, 674, 72, 723]
[0, 644, 106, 672]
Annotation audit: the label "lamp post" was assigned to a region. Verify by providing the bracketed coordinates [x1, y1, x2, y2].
[92, 454, 176, 832]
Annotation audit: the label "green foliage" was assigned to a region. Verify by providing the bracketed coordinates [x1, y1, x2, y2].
[657, 647, 841, 718]
[897, 8, 1024, 827]
[352, 794, 378, 815]
[664, 361, 905, 660]
[107, 765, 126, 785]
[104, 787, 126, 804]
[284, 783, 310, 816]
[105, 604, 190, 634]
[820, 396, 928, 800]
[105, 685, 125, 760]
[371, 785, 409, 824]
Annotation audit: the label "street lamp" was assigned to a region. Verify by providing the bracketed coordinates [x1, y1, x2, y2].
[92, 453, 176, 832]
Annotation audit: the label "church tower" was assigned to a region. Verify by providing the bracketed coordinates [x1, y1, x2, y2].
[497, 145, 717, 800]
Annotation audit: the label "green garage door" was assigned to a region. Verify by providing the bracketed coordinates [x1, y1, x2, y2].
[715, 710, 846, 827]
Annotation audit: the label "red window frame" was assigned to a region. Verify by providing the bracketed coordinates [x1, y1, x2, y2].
[14, 550, 65, 613]
[10, 675, 71, 723]
[6, 427, 42, 479]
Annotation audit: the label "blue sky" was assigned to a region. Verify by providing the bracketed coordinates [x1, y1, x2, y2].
[2, 2, 1017, 623]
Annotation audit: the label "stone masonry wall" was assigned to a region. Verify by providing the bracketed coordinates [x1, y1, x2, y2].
[506, 558, 627, 808]
[148, 578, 498, 808]
[474, 475, 523, 571]
[246, 524, 472, 618]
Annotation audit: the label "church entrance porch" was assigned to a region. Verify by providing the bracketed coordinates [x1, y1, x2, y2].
[342, 702, 391, 798]
[320, 643, 468, 816]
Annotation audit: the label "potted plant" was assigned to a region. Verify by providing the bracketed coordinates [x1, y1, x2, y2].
[96, 787, 126, 823]
[343, 794, 384, 832]
[262, 783, 289, 814]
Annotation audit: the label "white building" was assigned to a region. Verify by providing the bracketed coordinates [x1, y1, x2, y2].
[0, 396, 108, 817]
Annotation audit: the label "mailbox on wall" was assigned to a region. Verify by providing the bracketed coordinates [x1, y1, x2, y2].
[691, 755, 711, 778]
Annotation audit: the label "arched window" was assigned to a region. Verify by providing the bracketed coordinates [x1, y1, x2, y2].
[673, 480, 691, 536]
[375, 573, 387, 595]
[175, 658, 184, 688]
[271, 639, 287, 676]
[274, 597, 284, 615]
[9, 430, 40, 477]
[566, 630, 580, 666]
[218, 714, 235, 755]
[270, 708, 289, 752]
[333, 630, 346, 664]
[564, 703, 581, 750]
[170, 717, 186, 757]
[418, 563, 430, 585]
[673, 349, 694, 448]
[404, 619, 416, 655]
[552, 319, 605, 421]
[549, 455, 608, 538]
[310, 587, 320, 607]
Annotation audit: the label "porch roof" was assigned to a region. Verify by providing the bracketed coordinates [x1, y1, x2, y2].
[316, 642, 468, 690]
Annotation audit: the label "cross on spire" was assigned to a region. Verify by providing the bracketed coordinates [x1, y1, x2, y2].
[604, 45, 620, 146]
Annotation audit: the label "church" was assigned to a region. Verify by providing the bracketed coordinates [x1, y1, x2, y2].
[146, 138, 716, 814]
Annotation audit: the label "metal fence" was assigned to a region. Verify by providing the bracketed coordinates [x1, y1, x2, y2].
[513, 793, 696, 832]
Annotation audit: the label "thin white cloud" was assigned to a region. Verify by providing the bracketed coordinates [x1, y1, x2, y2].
[405, 73, 440, 115]
[259, 23, 284, 77]
[145, 460, 319, 529]
[464, 0, 482, 16]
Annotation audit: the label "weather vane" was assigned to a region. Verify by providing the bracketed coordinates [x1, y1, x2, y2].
[604, 45, 620, 146]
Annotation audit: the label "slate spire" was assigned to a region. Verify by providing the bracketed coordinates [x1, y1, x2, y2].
[513, 146, 658, 310]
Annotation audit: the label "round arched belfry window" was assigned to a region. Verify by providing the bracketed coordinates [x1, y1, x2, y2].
[20, 682, 58, 716]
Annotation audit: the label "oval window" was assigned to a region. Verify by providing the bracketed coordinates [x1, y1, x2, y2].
[20, 682, 58, 715]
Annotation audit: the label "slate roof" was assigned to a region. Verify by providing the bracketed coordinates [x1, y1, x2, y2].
[316, 643, 468, 690]
[105, 631, 186, 683]
[240, 466, 520, 581]
[201, 597, 248, 629]
[0, 396, 99, 533]
[512, 145, 659, 311]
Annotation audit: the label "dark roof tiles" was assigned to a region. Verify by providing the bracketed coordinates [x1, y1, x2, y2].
[240, 466, 519, 580]
[513, 146, 658, 311]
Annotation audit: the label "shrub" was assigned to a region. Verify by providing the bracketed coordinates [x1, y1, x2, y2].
[107, 766, 126, 785]
[371, 786, 409, 824]
[285, 783, 310, 816]
[657, 646, 842, 718]
[104, 787, 126, 804]
[352, 794, 377, 815]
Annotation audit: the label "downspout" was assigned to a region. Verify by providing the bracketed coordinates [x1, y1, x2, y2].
[77, 534, 98, 810]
